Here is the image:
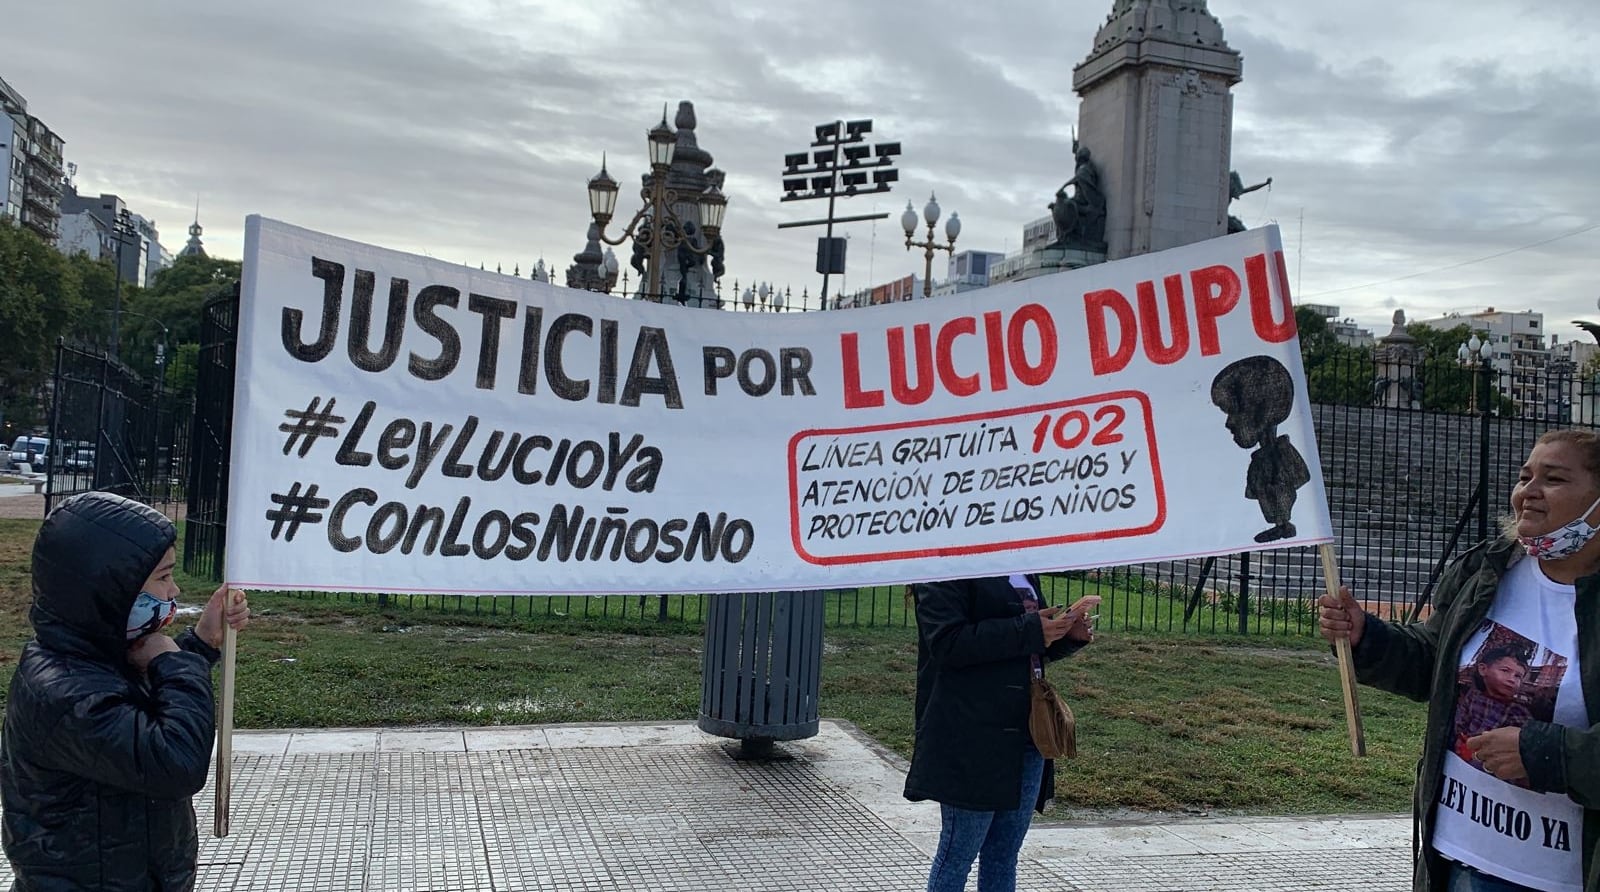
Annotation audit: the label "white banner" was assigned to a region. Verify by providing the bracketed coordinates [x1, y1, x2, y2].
[226, 217, 1331, 594]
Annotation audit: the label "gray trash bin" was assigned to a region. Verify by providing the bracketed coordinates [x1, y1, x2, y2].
[698, 590, 824, 758]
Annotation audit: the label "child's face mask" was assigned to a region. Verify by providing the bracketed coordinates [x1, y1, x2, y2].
[126, 591, 178, 641]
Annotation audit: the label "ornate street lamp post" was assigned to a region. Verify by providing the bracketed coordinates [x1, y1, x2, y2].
[1458, 333, 1495, 542]
[586, 114, 728, 303]
[584, 108, 728, 623]
[902, 194, 960, 298]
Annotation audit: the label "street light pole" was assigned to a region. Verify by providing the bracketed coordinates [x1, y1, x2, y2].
[110, 208, 136, 359]
[1478, 356, 1493, 542]
[586, 114, 728, 304]
[902, 194, 960, 298]
[1458, 334, 1493, 542]
[585, 109, 729, 620]
[105, 309, 169, 380]
[645, 155, 668, 303]
[777, 120, 900, 302]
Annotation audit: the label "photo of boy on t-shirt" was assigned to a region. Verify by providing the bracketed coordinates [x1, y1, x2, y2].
[1451, 622, 1567, 788]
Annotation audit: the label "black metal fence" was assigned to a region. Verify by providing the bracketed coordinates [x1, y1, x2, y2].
[184, 301, 1600, 636]
[43, 340, 189, 516]
[571, 282, 931, 312]
[1091, 352, 1600, 636]
[182, 287, 239, 581]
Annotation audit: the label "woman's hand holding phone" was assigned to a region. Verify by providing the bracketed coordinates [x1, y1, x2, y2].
[1061, 595, 1101, 643]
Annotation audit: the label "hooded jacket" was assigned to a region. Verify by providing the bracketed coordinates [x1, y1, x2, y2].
[2, 492, 221, 892]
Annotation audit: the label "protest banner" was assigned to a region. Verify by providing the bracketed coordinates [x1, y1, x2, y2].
[215, 218, 1363, 833]
[226, 217, 1335, 595]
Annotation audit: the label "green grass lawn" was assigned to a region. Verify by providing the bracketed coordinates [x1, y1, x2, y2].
[0, 517, 1426, 815]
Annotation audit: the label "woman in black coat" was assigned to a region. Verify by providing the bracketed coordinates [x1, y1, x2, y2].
[1, 492, 249, 891]
[904, 573, 1095, 892]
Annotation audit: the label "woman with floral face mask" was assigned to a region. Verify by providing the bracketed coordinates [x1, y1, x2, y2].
[1320, 430, 1600, 892]
[1, 491, 250, 891]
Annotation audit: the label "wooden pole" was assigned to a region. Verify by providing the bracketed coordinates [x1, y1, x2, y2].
[213, 610, 238, 837]
[1319, 543, 1367, 756]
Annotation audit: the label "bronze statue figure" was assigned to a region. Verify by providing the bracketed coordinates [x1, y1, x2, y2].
[1226, 170, 1271, 234]
[1048, 140, 1107, 252]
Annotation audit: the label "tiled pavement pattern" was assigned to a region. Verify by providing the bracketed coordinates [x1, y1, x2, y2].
[0, 721, 1412, 891]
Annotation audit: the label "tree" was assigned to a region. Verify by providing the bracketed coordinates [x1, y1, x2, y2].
[1294, 306, 1334, 355]
[0, 224, 89, 430]
[164, 342, 201, 404]
[1405, 322, 1517, 416]
[1305, 342, 1375, 406]
[127, 254, 241, 404]
[1405, 321, 1474, 364]
[62, 253, 121, 348]
[0, 222, 240, 435]
[1295, 306, 1374, 406]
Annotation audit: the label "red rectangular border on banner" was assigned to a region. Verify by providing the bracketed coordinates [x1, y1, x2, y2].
[787, 391, 1165, 565]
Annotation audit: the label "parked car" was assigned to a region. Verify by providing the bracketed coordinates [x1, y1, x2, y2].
[6, 437, 80, 473]
[66, 448, 96, 472]
[8, 437, 50, 471]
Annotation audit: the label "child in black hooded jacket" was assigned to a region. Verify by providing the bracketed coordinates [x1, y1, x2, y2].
[1, 492, 249, 891]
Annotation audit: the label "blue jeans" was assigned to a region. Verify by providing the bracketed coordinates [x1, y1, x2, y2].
[927, 744, 1045, 892]
[1446, 861, 1539, 892]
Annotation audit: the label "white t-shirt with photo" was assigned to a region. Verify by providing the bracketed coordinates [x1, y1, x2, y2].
[1432, 557, 1588, 892]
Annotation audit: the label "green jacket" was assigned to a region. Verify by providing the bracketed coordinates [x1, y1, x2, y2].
[1352, 538, 1600, 892]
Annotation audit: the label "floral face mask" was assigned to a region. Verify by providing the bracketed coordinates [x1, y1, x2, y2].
[126, 591, 178, 641]
[1519, 493, 1600, 561]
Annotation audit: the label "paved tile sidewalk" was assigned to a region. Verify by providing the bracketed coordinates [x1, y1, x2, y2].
[0, 721, 1411, 891]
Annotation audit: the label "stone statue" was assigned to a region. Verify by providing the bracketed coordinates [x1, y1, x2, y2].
[629, 213, 650, 281]
[628, 209, 721, 305]
[1226, 170, 1271, 234]
[1372, 310, 1424, 409]
[673, 221, 710, 302]
[1372, 374, 1424, 409]
[565, 223, 613, 292]
[709, 235, 726, 281]
[1048, 140, 1107, 251]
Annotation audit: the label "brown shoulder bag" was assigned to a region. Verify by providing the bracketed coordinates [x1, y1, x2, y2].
[1029, 676, 1077, 759]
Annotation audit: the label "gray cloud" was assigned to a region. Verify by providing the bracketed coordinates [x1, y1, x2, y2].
[1226, 16, 1600, 328]
[8, 0, 1597, 331]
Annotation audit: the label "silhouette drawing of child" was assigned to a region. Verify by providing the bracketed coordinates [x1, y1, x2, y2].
[1210, 355, 1310, 543]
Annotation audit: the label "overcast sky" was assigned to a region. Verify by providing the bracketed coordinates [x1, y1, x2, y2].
[7, 0, 1597, 337]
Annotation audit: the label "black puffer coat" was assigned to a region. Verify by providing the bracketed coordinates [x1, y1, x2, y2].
[2, 492, 220, 892]
[903, 575, 1085, 812]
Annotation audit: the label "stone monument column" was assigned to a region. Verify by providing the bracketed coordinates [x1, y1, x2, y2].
[565, 223, 619, 294]
[1072, 0, 1242, 260]
[1373, 311, 1424, 409]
